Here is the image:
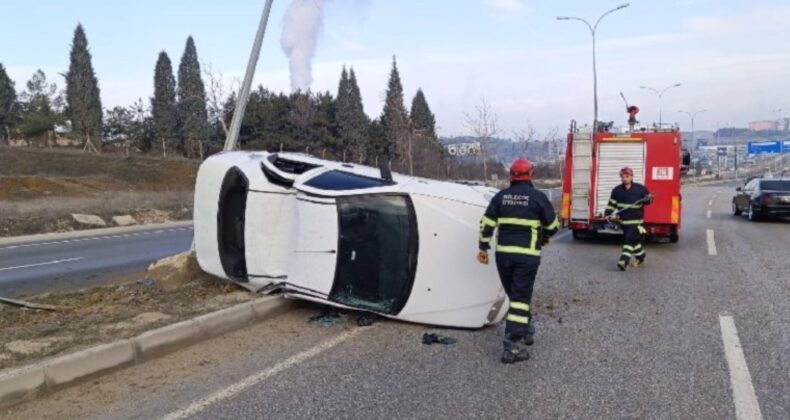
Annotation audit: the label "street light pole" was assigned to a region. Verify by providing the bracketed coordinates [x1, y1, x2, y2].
[678, 109, 706, 149]
[557, 3, 630, 131]
[640, 83, 681, 126]
[223, 0, 275, 152]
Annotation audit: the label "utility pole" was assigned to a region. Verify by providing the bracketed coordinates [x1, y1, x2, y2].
[678, 109, 706, 149]
[223, 0, 275, 152]
[641, 83, 681, 126]
[557, 3, 630, 132]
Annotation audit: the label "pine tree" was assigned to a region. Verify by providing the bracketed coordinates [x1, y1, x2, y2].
[335, 66, 352, 159]
[18, 70, 60, 146]
[380, 56, 409, 165]
[65, 24, 103, 153]
[347, 68, 369, 163]
[410, 88, 444, 177]
[0, 63, 17, 143]
[151, 51, 178, 158]
[177, 36, 209, 159]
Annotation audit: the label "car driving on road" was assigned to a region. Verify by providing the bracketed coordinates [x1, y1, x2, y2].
[732, 177, 790, 221]
[193, 151, 510, 328]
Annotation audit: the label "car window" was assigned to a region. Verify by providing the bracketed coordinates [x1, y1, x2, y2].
[268, 155, 321, 174]
[760, 180, 790, 191]
[330, 195, 417, 315]
[303, 170, 392, 191]
[745, 180, 757, 191]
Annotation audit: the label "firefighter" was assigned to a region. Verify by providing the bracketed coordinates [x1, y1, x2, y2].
[604, 167, 653, 271]
[476, 158, 560, 364]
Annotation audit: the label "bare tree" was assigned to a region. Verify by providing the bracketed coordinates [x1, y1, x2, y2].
[512, 121, 537, 156]
[465, 97, 498, 181]
[203, 63, 239, 139]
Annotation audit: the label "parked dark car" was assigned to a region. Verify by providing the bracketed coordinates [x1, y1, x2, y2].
[732, 178, 790, 221]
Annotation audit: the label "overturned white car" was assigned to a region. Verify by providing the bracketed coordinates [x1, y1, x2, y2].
[193, 151, 508, 328]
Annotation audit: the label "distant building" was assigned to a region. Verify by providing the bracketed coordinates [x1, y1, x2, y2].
[748, 121, 778, 131]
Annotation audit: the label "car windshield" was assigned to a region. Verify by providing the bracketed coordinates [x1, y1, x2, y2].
[760, 180, 790, 191]
[330, 195, 417, 315]
[304, 170, 391, 191]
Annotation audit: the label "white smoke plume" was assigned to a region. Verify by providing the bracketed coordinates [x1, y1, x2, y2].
[281, 0, 327, 92]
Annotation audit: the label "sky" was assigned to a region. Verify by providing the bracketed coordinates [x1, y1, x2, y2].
[2, 0, 789, 138]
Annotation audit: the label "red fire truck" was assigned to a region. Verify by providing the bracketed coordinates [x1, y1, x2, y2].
[560, 122, 683, 242]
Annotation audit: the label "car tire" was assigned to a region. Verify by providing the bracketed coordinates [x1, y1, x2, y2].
[748, 204, 761, 222]
[732, 202, 742, 216]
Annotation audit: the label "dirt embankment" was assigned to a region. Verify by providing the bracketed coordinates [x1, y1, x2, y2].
[0, 147, 199, 237]
[0, 253, 252, 372]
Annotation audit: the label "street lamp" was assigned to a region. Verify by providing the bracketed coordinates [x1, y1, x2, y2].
[640, 83, 681, 126]
[557, 2, 630, 131]
[678, 109, 706, 148]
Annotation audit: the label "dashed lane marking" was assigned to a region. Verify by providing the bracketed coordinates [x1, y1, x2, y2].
[707, 229, 717, 255]
[0, 257, 85, 272]
[161, 327, 366, 420]
[707, 210, 712, 219]
[719, 316, 763, 420]
[0, 227, 193, 252]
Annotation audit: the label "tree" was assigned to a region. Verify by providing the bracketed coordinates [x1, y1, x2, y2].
[409, 88, 444, 177]
[65, 24, 103, 153]
[0, 63, 17, 143]
[177, 36, 209, 159]
[381, 56, 409, 166]
[512, 123, 536, 155]
[203, 62, 238, 139]
[18, 70, 62, 147]
[152, 51, 178, 158]
[465, 97, 498, 181]
[336, 66, 369, 162]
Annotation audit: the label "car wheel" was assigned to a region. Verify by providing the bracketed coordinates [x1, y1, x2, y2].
[748, 204, 760, 222]
[732, 201, 742, 216]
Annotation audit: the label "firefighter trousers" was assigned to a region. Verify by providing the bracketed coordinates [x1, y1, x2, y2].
[495, 253, 540, 340]
[620, 224, 646, 264]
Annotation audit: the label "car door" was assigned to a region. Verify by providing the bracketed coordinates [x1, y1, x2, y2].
[735, 180, 754, 211]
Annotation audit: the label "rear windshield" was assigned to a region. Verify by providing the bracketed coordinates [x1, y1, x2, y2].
[760, 180, 790, 191]
[304, 170, 391, 191]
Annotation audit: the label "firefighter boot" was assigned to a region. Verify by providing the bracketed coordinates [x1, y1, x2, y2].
[501, 337, 530, 364]
[631, 257, 644, 268]
[617, 260, 627, 271]
[523, 322, 535, 346]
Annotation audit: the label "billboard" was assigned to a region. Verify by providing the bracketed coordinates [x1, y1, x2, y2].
[747, 140, 782, 155]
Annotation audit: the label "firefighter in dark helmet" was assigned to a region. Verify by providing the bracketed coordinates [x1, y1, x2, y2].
[604, 167, 653, 271]
[477, 158, 560, 364]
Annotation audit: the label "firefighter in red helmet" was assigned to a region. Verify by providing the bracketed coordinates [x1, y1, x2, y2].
[604, 167, 653, 271]
[477, 158, 559, 364]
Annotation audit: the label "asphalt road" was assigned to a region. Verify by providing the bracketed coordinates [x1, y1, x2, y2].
[0, 225, 193, 297]
[4, 182, 789, 420]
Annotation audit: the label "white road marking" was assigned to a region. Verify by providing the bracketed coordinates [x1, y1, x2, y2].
[0, 227, 189, 251]
[719, 316, 763, 420]
[706, 229, 717, 255]
[161, 327, 365, 420]
[707, 210, 712, 219]
[709, 200, 714, 206]
[0, 257, 85, 272]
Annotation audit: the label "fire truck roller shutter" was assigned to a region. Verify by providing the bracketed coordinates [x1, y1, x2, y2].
[595, 142, 646, 216]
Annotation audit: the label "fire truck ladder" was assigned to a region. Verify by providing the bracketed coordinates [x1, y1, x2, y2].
[570, 131, 593, 222]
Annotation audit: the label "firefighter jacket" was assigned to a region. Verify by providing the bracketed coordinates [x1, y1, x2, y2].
[604, 183, 652, 224]
[479, 181, 560, 256]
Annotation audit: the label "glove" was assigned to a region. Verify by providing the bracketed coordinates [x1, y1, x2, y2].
[476, 250, 489, 265]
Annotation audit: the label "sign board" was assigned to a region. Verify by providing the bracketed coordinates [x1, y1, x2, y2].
[747, 140, 782, 155]
[446, 142, 481, 156]
[652, 167, 674, 181]
[717, 146, 728, 156]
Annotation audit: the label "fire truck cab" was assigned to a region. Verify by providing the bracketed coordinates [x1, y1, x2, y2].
[560, 122, 683, 242]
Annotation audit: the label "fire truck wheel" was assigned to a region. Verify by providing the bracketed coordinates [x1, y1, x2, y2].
[669, 231, 679, 243]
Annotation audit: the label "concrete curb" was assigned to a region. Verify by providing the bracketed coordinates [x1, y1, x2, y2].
[0, 295, 294, 408]
[0, 220, 194, 246]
